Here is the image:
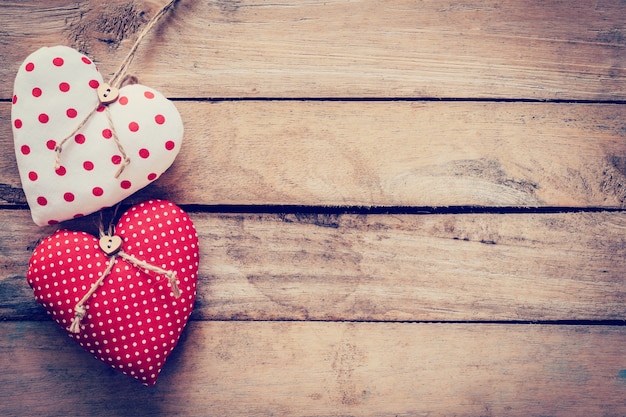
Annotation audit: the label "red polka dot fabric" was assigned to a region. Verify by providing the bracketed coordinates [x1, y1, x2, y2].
[26, 200, 199, 386]
[12, 46, 184, 226]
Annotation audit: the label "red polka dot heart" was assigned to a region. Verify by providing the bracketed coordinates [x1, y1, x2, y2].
[26, 200, 199, 386]
[12, 46, 184, 226]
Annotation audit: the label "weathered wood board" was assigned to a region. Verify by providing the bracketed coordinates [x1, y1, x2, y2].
[2, 209, 626, 322]
[2, 321, 626, 417]
[0, 0, 625, 100]
[1, 0, 626, 416]
[2, 101, 626, 208]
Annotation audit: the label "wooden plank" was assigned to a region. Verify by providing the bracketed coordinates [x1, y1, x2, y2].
[2, 101, 626, 208]
[3, 209, 626, 322]
[1, 0, 626, 100]
[1, 321, 626, 416]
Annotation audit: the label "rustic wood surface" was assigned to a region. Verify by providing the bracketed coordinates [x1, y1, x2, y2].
[2, 321, 626, 416]
[1, 1, 626, 416]
[3, 209, 626, 322]
[2, 101, 626, 208]
[1, 0, 626, 100]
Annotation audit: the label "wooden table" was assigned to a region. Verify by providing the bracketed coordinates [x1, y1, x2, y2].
[2, 1, 626, 415]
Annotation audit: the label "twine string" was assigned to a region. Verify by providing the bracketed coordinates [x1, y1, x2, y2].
[53, 0, 178, 174]
[99, 203, 122, 238]
[118, 251, 181, 298]
[105, 108, 132, 178]
[69, 229, 182, 334]
[109, 0, 178, 88]
[53, 105, 100, 170]
[69, 254, 117, 334]
[54, 106, 131, 178]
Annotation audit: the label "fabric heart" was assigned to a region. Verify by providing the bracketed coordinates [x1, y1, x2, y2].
[26, 200, 199, 386]
[12, 45, 184, 226]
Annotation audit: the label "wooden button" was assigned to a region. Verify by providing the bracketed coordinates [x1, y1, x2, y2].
[97, 83, 119, 105]
[99, 235, 123, 255]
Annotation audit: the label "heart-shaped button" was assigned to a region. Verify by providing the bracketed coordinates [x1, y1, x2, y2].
[26, 200, 199, 385]
[98, 234, 123, 255]
[12, 46, 184, 226]
[96, 83, 120, 104]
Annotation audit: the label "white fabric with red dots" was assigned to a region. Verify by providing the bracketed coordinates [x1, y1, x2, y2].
[26, 200, 199, 386]
[12, 46, 183, 226]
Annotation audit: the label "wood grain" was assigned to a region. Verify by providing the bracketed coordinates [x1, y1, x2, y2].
[1, 0, 625, 100]
[3, 1, 626, 415]
[2, 321, 626, 416]
[3, 209, 626, 322]
[2, 101, 626, 208]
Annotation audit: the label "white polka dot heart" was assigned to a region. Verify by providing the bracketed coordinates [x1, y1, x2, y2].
[12, 45, 184, 226]
[26, 200, 199, 386]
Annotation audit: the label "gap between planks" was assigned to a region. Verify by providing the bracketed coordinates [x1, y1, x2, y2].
[1, 0, 625, 100]
[2, 101, 626, 208]
[2, 321, 626, 416]
[3, 209, 626, 322]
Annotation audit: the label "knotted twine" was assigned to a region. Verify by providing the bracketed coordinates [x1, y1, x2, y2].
[53, 0, 179, 177]
[69, 212, 181, 334]
[60, 0, 182, 334]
